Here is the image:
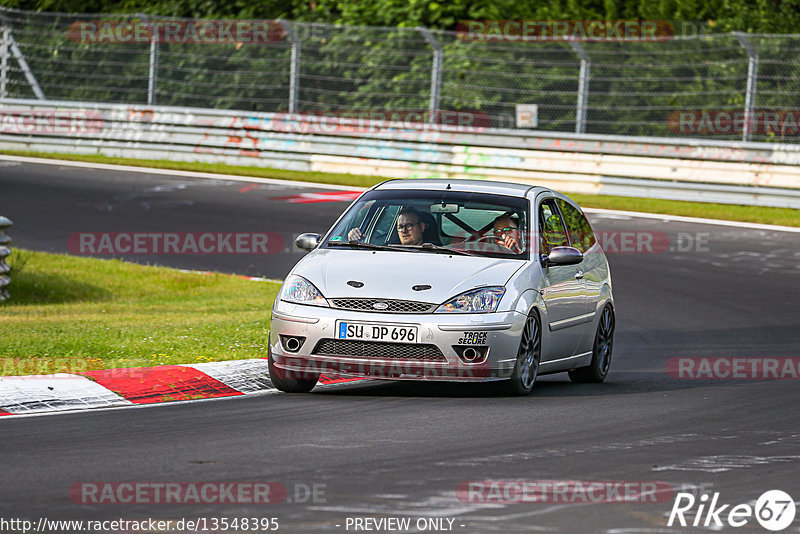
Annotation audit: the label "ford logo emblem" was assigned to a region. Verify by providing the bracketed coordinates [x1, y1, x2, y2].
[372, 301, 389, 310]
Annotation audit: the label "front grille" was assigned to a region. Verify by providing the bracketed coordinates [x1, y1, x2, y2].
[330, 298, 435, 314]
[313, 339, 447, 361]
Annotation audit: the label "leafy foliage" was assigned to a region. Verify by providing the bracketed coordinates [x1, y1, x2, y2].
[3, 0, 800, 32]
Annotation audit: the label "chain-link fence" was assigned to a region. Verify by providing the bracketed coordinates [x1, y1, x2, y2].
[1, 6, 799, 143]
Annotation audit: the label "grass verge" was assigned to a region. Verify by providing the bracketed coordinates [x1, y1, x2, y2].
[0, 249, 281, 375]
[3, 149, 798, 227]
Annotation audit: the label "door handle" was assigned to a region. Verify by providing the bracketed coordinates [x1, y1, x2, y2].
[574, 270, 584, 279]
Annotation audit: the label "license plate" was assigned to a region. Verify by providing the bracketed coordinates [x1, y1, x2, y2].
[336, 321, 418, 343]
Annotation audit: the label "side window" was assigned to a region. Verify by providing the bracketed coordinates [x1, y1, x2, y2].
[331, 200, 375, 241]
[556, 199, 596, 253]
[538, 199, 569, 255]
[346, 200, 375, 233]
[369, 205, 401, 244]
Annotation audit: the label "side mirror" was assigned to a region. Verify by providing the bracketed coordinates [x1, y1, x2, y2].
[295, 233, 321, 251]
[542, 246, 583, 266]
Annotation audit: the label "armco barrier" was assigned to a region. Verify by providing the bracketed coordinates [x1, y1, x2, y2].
[0, 216, 12, 302]
[1, 99, 799, 208]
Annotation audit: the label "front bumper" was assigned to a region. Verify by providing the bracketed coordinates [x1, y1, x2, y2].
[270, 299, 526, 382]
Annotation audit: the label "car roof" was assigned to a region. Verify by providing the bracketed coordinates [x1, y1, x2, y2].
[373, 179, 551, 198]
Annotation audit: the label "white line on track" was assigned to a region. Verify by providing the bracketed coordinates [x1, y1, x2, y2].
[0, 154, 362, 191]
[583, 207, 800, 233]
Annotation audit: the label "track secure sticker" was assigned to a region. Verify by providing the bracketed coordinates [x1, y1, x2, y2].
[458, 332, 488, 345]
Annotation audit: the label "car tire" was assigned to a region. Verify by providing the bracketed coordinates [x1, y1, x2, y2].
[267, 335, 319, 393]
[503, 310, 541, 396]
[569, 304, 615, 383]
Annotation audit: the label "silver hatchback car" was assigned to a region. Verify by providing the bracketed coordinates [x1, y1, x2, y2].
[269, 179, 614, 395]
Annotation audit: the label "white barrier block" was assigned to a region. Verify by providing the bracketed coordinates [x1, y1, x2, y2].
[184, 359, 274, 394]
[0, 374, 131, 414]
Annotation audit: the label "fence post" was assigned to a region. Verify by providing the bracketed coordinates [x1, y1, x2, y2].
[569, 41, 590, 134]
[0, 216, 12, 302]
[279, 20, 300, 114]
[0, 26, 8, 99]
[148, 31, 159, 105]
[146, 17, 159, 106]
[136, 14, 159, 105]
[0, 15, 45, 100]
[418, 27, 443, 124]
[735, 32, 758, 143]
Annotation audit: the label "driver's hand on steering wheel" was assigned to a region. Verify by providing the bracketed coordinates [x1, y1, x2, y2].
[347, 228, 363, 241]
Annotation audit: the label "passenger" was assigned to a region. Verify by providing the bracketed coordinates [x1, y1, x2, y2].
[492, 215, 523, 254]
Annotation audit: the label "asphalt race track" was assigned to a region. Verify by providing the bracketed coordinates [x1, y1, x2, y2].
[2, 159, 800, 533]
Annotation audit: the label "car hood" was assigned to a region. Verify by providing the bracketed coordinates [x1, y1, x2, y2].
[291, 249, 525, 304]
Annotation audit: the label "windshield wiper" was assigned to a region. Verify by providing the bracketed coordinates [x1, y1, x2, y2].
[326, 240, 407, 252]
[397, 243, 475, 257]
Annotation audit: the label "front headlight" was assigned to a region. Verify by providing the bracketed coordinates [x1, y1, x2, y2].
[280, 275, 329, 307]
[435, 286, 505, 313]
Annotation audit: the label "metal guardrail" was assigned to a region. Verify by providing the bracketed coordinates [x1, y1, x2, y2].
[1, 99, 799, 208]
[0, 216, 12, 302]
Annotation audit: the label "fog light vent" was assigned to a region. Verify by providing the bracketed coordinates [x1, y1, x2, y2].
[280, 335, 306, 353]
[453, 345, 489, 364]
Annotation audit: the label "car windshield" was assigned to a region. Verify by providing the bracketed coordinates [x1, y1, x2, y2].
[324, 189, 529, 259]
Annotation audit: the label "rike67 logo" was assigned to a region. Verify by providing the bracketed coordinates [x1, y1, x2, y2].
[668, 490, 796, 531]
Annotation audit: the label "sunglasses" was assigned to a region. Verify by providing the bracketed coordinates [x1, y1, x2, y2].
[397, 222, 420, 232]
[493, 226, 518, 236]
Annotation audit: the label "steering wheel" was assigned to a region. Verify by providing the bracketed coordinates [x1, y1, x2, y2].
[463, 233, 506, 253]
[466, 232, 493, 243]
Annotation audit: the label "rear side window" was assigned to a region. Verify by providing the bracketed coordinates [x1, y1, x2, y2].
[556, 199, 596, 253]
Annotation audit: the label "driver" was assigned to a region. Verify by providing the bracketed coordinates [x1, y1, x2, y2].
[348, 207, 430, 246]
[492, 215, 523, 254]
